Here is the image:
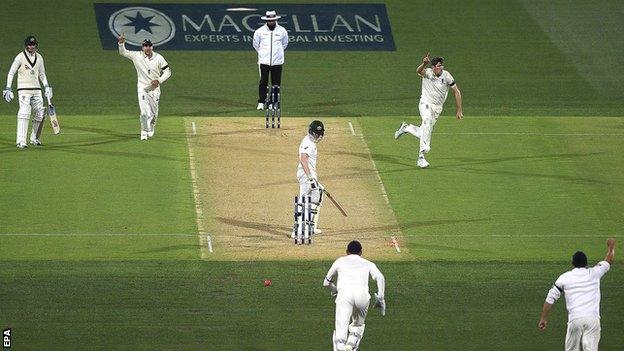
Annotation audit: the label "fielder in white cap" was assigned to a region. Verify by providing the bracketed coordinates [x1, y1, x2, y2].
[253, 10, 289, 110]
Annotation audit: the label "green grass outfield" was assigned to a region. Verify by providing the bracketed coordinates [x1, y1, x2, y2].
[1, 116, 623, 350]
[1, 0, 624, 349]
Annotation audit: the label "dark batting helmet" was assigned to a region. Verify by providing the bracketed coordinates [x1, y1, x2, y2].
[24, 35, 38, 47]
[309, 120, 325, 140]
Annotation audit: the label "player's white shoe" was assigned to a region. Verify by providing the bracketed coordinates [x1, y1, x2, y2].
[417, 156, 430, 168]
[29, 138, 42, 146]
[394, 122, 408, 139]
[140, 130, 148, 141]
[147, 126, 155, 138]
[16, 142, 28, 149]
[344, 346, 354, 351]
[256, 102, 264, 110]
[314, 228, 322, 235]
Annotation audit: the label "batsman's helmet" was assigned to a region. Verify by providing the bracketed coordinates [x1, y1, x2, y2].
[309, 120, 325, 139]
[24, 35, 38, 47]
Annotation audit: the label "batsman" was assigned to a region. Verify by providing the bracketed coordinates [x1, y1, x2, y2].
[3, 36, 53, 149]
[294, 120, 325, 237]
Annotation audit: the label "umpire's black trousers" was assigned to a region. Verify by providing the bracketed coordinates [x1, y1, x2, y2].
[258, 64, 283, 103]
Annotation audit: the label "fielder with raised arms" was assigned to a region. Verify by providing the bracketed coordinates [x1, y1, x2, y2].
[294, 120, 325, 237]
[324, 241, 386, 351]
[538, 238, 616, 351]
[3, 36, 53, 149]
[394, 53, 463, 168]
[118, 33, 171, 140]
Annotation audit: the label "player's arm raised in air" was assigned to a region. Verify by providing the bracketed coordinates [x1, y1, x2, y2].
[605, 238, 616, 264]
[416, 52, 430, 78]
[117, 33, 133, 59]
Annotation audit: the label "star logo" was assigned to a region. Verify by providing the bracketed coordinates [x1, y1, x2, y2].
[123, 11, 160, 34]
[109, 6, 176, 46]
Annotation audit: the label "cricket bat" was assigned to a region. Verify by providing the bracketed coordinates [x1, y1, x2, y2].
[322, 188, 348, 217]
[47, 96, 61, 134]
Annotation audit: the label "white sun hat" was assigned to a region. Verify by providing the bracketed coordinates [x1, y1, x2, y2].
[261, 10, 281, 21]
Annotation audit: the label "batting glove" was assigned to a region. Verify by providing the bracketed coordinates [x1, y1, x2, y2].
[44, 86, 53, 99]
[307, 176, 319, 190]
[2, 88, 13, 103]
[373, 293, 386, 316]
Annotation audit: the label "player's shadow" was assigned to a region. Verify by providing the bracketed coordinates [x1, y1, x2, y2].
[135, 244, 199, 254]
[331, 150, 413, 168]
[336, 218, 491, 235]
[216, 217, 291, 238]
[178, 95, 255, 115]
[436, 151, 610, 185]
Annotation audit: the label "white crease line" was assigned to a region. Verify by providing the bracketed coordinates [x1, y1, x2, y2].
[348, 122, 356, 136]
[391, 236, 401, 253]
[185, 119, 212, 257]
[192, 121, 197, 135]
[352, 120, 402, 254]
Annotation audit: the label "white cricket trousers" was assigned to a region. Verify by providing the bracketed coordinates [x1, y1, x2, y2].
[333, 288, 369, 351]
[565, 317, 601, 351]
[16, 90, 45, 144]
[138, 90, 160, 132]
[405, 102, 443, 154]
[297, 172, 322, 203]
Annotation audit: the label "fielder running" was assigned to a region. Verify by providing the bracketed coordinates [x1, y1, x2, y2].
[324, 241, 386, 351]
[3, 36, 53, 149]
[253, 10, 288, 110]
[294, 120, 325, 236]
[394, 54, 463, 168]
[118, 33, 171, 140]
[538, 238, 616, 351]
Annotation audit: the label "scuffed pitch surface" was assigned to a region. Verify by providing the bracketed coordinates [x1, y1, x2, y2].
[188, 117, 406, 260]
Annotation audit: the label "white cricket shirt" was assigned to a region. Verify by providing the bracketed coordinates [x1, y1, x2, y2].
[324, 254, 385, 297]
[545, 261, 610, 322]
[297, 134, 318, 178]
[253, 24, 289, 66]
[6, 50, 49, 90]
[420, 67, 455, 106]
[118, 43, 171, 92]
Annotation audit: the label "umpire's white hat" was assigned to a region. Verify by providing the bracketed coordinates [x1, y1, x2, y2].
[261, 10, 281, 21]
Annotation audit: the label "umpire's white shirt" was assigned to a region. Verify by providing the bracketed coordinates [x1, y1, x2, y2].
[324, 255, 385, 296]
[297, 134, 318, 179]
[420, 68, 455, 106]
[118, 43, 171, 92]
[253, 24, 288, 66]
[545, 261, 610, 322]
[6, 50, 49, 90]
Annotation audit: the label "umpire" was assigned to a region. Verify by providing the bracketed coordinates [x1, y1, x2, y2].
[253, 10, 289, 110]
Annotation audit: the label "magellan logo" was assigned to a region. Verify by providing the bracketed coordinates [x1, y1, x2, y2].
[108, 7, 175, 46]
[96, 4, 395, 51]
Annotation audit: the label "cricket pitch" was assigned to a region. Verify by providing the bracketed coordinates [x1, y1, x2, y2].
[187, 117, 407, 261]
